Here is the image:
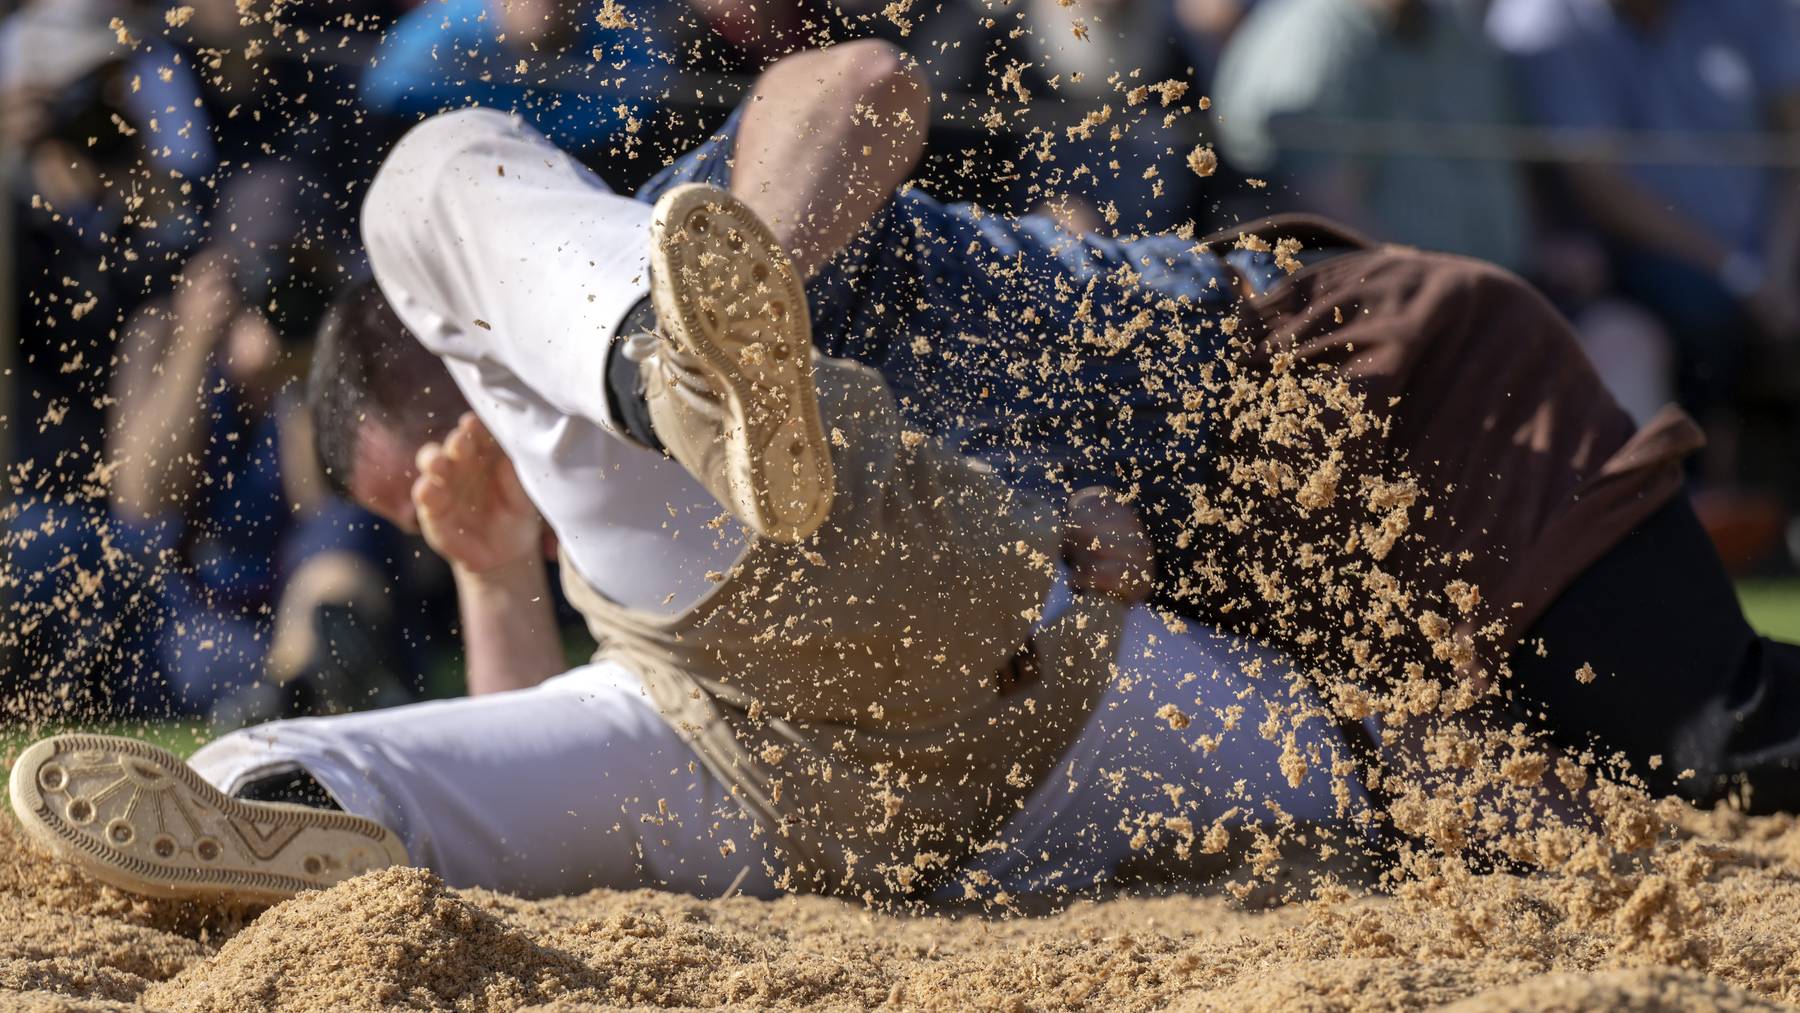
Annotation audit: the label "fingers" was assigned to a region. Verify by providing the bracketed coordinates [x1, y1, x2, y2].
[413, 440, 446, 481]
[462, 411, 500, 450]
[427, 417, 490, 481]
[410, 442, 453, 512]
[443, 411, 500, 465]
[443, 415, 476, 463]
[413, 414, 526, 531]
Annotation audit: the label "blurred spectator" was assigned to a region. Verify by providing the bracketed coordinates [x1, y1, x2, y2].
[361, 0, 671, 181]
[1, 0, 172, 502]
[1487, 0, 1800, 427]
[126, 0, 390, 256]
[7, 166, 415, 721]
[664, 0, 818, 74]
[903, 0, 1194, 233]
[1, 2, 146, 713]
[1213, 0, 1532, 272]
[0, 0, 122, 101]
[1023, 0, 1198, 234]
[143, 0, 393, 166]
[1172, 0, 1259, 84]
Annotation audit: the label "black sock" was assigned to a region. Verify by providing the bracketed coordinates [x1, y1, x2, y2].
[606, 296, 666, 453]
[234, 768, 342, 811]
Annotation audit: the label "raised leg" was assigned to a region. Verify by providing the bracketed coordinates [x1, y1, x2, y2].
[728, 40, 929, 279]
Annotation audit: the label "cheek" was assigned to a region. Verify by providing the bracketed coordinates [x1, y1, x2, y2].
[380, 471, 421, 533]
[351, 467, 420, 533]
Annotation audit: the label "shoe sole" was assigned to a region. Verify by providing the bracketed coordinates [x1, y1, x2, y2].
[648, 183, 834, 543]
[8, 734, 408, 904]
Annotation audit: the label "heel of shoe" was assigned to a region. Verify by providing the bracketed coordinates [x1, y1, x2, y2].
[648, 184, 835, 542]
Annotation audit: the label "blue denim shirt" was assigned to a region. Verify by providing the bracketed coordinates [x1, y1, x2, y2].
[638, 108, 1266, 509]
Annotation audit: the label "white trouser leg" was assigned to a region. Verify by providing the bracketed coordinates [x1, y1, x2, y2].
[192, 613, 1344, 903]
[189, 663, 780, 900]
[363, 107, 746, 614]
[953, 607, 1364, 898]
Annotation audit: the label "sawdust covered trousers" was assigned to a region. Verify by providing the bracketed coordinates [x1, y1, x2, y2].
[188, 611, 1356, 900]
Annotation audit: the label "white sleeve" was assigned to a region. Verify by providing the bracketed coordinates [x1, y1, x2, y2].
[360, 107, 653, 430]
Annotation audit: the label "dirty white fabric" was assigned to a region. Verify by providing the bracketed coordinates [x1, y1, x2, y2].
[192, 613, 1355, 900]
[363, 107, 745, 615]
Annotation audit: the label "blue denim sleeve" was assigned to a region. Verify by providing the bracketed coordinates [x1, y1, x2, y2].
[635, 108, 746, 201]
[633, 105, 876, 363]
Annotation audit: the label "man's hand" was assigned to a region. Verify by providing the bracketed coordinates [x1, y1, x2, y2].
[415, 414, 565, 695]
[170, 249, 239, 354]
[411, 413, 544, 576]
[1064, 486, 1155, 604]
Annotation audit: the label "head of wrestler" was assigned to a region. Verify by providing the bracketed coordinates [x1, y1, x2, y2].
[307, 277, 469, 533]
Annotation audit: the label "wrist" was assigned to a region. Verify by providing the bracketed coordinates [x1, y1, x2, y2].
[451, 552, 549, 595]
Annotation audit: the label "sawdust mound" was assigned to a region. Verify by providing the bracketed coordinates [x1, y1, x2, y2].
[137, 862, 890, 1011]
[0, 782, 259, 944]
[142, 868, 600, 1011]
[1441, 967, 1785, 1012]
[9, 815, 1800, 1010]
[0, 898, 206, 1004]
[0, 994, 137, 1013]
[0, 818, 227, 1008]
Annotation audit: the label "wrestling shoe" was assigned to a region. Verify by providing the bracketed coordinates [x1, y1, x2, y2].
[645, 183, 834, 543]
[8, 734, 408, 903]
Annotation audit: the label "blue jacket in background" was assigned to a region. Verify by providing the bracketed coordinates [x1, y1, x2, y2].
[363, 0, 671, 155]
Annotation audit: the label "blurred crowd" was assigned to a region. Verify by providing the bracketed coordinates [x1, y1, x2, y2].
[2, 0, 1797, 721]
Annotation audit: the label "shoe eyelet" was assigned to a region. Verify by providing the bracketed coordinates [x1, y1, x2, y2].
[37, 763, 67, 793]
[65, 798, 95, 825]
[106, 819, 134, 846]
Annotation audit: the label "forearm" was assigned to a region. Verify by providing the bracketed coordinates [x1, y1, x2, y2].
[109, 323, 214, 518]
[1564, 164, 1733, 273]
[730, 41, 929, 278]
[453, 556, 565, 695]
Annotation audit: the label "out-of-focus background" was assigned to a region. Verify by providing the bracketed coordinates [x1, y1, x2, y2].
[1, 0, 1796, 731]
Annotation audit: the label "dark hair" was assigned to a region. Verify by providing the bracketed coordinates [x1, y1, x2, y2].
[308, 277, 468, 498]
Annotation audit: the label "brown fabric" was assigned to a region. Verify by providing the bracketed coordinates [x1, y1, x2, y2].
[560, 358, 1123, 903]
[1220, 215, 1705, 654]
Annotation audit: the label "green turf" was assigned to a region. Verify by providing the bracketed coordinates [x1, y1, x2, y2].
[1740, 579, 1800, 644]
[0, 721, 211, 808]
[2, 721, 211, 762]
